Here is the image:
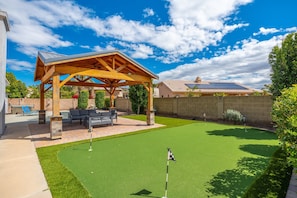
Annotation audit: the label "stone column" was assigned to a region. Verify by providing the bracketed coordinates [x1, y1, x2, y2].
[146, 81, 155, 125]
[50, 116, 62, 139]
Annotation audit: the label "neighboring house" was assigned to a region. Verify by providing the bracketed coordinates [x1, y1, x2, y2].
[0, 11, 9, 136]
[158, 77, 256, 98]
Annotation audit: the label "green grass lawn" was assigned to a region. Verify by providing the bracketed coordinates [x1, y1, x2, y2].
[51, 117, 280, 198]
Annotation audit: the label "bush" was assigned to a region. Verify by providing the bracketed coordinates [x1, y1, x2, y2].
[78, 91, 89, 109]
[104, 98, 110, 109]
[95, 91, 105, 109]
[272, 85, 297, 167]
[223, 109, 244, 123]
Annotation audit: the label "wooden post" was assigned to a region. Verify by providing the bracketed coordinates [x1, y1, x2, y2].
[146, 81, 155, 125]
[40, 83, 45, 110]
[39, 83, 46, 124]
[52, 74, 60, 116]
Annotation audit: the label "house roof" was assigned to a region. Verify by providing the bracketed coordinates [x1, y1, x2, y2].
[159, 79, 255, 95]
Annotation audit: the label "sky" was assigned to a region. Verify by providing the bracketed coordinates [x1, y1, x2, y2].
[1, 0, 297, 89]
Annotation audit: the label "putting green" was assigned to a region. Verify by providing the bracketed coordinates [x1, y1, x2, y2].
[58, 122, 278, 197]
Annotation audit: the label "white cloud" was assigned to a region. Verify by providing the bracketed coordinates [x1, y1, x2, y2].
[1, 0, 74, 56]
[7, 59, 34, 71]
[286, 27, 297, 32]
[115, 41, 154, 59]
[1, 0, 254, 60]
[143, 8, 155, 18]
[158, 36, 284, 89]
[253, 27, 280, 36]
[93, 44, 116, 52]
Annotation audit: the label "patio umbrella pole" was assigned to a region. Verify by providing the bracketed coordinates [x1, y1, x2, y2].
[88, 127, 93, 152]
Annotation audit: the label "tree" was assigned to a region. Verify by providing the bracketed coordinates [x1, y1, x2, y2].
[6, 72, 28, 98]
[78, 91, 89, 109]
[187, 85, 201, 98]
[95, 91, 105, 109]
[272, 85, 297, 167]
[28, 85, 74, 99]
[129, 84, 148, 114]
[60, 86, 75, 99]
[269, 32, 297, 98]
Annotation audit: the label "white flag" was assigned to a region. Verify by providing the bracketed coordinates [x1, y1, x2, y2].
[167, 148, 176, 161]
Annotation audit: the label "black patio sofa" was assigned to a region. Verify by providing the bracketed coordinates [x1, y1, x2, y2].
[69, 109, 117, 127]
[85, 111, 114, 129]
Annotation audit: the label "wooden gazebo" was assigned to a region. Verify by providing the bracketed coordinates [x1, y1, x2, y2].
[34, 50, 158, 139]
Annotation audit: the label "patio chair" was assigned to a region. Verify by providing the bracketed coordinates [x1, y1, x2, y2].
[21, 106, 38, 116]
[69, 109, 83, 124]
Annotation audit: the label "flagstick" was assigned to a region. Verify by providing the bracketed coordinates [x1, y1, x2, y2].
[163, 159, 170, 198]
[88, 127, 93, 152]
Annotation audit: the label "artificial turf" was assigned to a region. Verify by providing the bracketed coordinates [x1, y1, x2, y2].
[57, 121, 279, 197]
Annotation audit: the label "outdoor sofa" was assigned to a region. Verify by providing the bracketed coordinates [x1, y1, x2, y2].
[69, 109, 117, 128]
[85, 111, 114, 129]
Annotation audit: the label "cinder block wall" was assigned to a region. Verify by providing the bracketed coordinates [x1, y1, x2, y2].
[7, 98, 96, 113]
[115, 98, 132, 112]
[153, 96, 273, 124]
[223, 96, 273, 123]
[8, 96, 273, 125]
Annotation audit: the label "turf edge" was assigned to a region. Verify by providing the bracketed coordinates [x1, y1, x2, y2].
[242, 147, 293, 198]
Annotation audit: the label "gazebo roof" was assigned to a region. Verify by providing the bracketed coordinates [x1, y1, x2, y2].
[34, 50, 158, 87]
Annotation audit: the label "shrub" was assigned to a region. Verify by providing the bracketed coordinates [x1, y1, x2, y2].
[223, 109, 244, 123]
[78, 91, 89, 109]
[272, 85, 297, 167]
[95, 91, 105, 109]
[104, 98, 110, 109]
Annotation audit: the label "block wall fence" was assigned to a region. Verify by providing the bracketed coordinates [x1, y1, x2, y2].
[117, 96, 273, 125]
[8, 96, 273, 125]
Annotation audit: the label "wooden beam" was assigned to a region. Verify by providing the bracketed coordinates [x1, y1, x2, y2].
[59, 74, 75, 88]
[112, 56, 115, 70]
[63, 81, 106, 87]
[55, 65, 151, 82]
[41, 65, 55, 83]
[142, 82, 149, 92]
[45, 85, 52, 93]
[52, 75, 60, 116]
[116, 64, 127, 72]
[96, 57, 113, 72]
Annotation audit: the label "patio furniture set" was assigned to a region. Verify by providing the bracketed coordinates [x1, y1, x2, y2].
[68, 109, 117, 129]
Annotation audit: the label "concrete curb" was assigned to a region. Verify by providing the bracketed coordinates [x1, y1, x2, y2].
[286, 168, 297, 198]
